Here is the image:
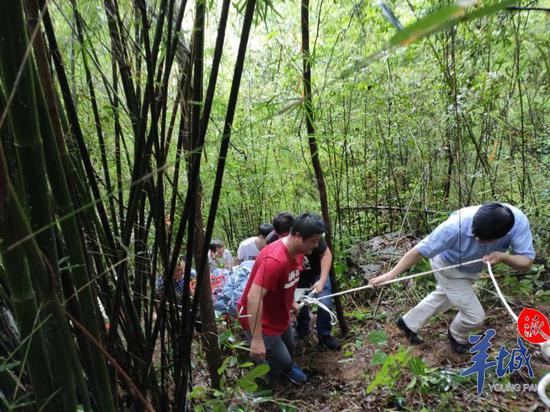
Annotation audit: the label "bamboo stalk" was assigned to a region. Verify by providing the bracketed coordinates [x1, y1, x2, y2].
[71, 3, 119, 236]
[0, 2, 80, 409]
[41, 4, 118, 255]
[180, 0, 257, 408]
[0, 151, 55, 411]
[300, 0, 348, 335]
[184, 0, 224, 390]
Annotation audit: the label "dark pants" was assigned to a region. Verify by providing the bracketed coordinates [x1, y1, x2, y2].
[246, 326, 295, 386]
[296, 277, 333, 337]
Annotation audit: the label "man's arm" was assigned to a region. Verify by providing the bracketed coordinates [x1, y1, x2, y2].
[312, 247, 332, 293]
[484, 252, 533, 272]
[247, 282, 268, 359]
[369, 246, 425, 287]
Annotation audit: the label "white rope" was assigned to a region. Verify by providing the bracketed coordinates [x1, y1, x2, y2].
[298, 258, 485, 325]
[311, 258, 484, 302]
[485, 261, 518, 322]
[484, 259, 550, 401]
[538, 373, 550, 407]
[298, 293, 339, 325]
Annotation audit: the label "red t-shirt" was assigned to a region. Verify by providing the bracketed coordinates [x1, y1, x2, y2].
[238, 239, 303, 336]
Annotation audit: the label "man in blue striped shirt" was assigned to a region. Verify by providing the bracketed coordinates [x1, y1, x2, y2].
[369, 203, 535, 354]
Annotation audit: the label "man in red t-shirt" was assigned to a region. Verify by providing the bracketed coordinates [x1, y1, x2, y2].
[238, 213, 326, 385]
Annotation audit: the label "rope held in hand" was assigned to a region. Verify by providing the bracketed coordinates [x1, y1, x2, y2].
[298, 258, 486, 324]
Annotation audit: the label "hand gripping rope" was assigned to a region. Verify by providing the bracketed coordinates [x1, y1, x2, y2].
[298, 258, 550, 406]
[297, 258, 486, 325]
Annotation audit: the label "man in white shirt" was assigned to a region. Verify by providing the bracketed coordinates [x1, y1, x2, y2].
[236, 223, 273, 263]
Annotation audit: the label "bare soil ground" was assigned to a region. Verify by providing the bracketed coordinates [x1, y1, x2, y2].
[267, 301, 550, 412]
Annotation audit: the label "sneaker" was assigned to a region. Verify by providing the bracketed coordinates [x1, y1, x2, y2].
[448, 328, 472, 354]
[396, 317, 425, 345]
[286, 364, 308, 384]
[318, 334, 341, 350]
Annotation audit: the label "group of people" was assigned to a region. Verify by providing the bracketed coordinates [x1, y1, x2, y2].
[238, 203, 535, 388]
[237, 212, 340, 385]
[157, 202, 536, 389]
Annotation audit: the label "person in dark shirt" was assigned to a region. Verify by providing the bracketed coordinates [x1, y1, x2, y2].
[267, 212, 340, 350]
[296, 237, 340, 350]
[265, 212, 294, 244]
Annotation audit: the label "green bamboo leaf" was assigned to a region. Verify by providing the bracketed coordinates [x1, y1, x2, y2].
[405, 376, 418, 391]
[237, 378, 258, 392]
[389, 0, 518, 48]
[463, 0, 518, 21]
[188, 386, 206, 400]
[0, 361, 20, 373]
[389, 4, 466, 47]
[409, 356, 426, 375]
[344, 0, 520, 79]
[371, 350, 387, 365]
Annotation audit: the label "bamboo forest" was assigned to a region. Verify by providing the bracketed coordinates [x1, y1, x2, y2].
[0, 0, 549, 410]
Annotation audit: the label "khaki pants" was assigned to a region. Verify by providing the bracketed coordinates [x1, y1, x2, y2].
[402, 255, 485, 344]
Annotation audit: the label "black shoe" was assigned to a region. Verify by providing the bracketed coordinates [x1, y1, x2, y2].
[396, 317, 425, 345]
[447, 329, 472, 354]
[318, 334, 341, 350]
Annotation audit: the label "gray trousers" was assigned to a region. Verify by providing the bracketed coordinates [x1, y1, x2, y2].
[246, 326, 295, 385]
[402, 255, 485, 344]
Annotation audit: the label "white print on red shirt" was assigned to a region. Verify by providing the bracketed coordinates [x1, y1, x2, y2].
[284, 269, 300, 289]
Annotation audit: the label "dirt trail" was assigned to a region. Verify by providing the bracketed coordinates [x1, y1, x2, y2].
[270, 303, 550, 411]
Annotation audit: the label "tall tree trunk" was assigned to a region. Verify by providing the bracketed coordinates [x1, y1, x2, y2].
[177, 0, 257, 408]
[300, 0, 348, 336]
[186, 0, 222, 390]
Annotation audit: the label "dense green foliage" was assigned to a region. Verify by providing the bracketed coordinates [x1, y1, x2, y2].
[0, 0, 548, 410]
[60, 1, 549, 248]
[206, 0, 549, 249]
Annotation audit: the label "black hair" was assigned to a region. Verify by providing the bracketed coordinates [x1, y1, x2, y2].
[472, 202, 515, 241]
[272, 212, 294, 234]
[290, 213, 326, 240]
[258, 223, 274, 238]
[209, 239, 224, 252]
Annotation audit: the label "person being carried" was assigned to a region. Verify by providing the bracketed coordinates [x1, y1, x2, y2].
[238, 213, 326, 386]
[236, 223, 274, 264]
[369, 202, 535, 354]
